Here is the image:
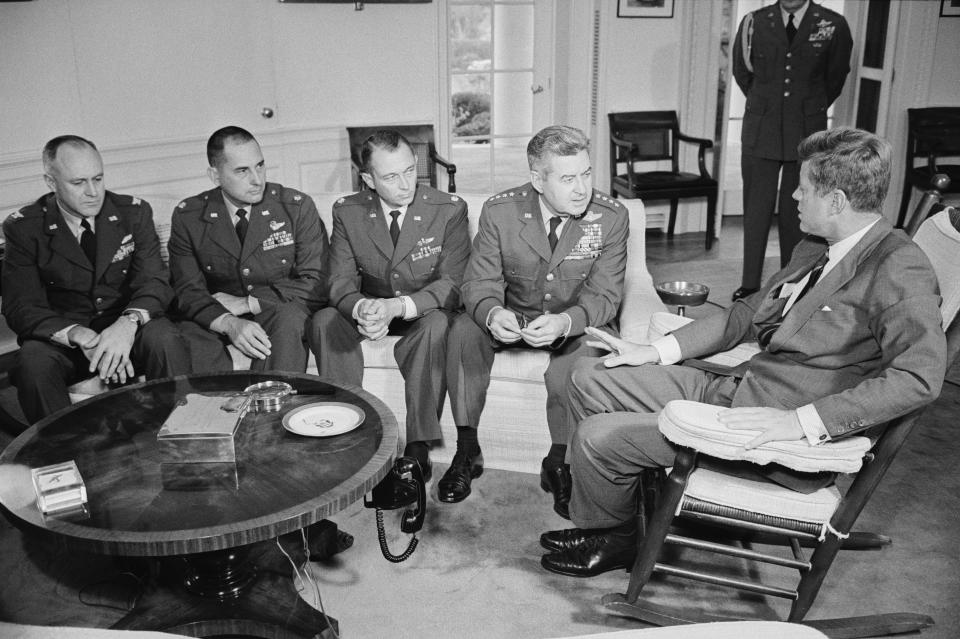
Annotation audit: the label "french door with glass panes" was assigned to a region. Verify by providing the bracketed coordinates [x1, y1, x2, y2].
[445, 0, 554, 194]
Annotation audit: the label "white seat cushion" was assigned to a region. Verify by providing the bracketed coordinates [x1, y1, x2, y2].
[659, 400, 871, 474]
[684, 467, 841, 525]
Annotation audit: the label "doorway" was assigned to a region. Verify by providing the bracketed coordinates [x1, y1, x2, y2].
[442, 0, 555, 194]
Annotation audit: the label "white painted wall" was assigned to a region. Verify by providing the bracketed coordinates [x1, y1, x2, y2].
[0, 0, 438, 214]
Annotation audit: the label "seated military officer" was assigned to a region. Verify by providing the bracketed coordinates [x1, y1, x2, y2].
[1, 135, 191, 426]
[168, 126, 329, 373]
[308, 129, 470, 478]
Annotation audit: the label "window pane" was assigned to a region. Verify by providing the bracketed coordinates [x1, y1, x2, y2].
[450, 5, 491, 73]
[856, 78, 881, 133]
[493, 72, 532, 135]
[494, 4, 534, 70]
[492, 137, 530, 191]
[451, 74, 491, 140]
[450, 141, 492, 193]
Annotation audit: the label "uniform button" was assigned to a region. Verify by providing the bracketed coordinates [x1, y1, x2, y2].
[205, 265, 212, 271]
[544, 293, 552, 301]
[785, 64, 792, 70]
[786, 52, 792, 58]
[394, 290, 401, 296]
[122, 269, 127, 275]
[785, 78, 791, 84]
[95, 297, 103, 305]
[247, 284, 254, 291]
[242, 268, 251, 276]
[546, 273, 554, 282]
[784, 91, 791, 97]
[393, 273, 399, 279]
[281, 258, 287, 264]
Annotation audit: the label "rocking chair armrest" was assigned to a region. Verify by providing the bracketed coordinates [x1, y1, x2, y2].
[658, 400, 872, 474]
[610, 134, 639, 152]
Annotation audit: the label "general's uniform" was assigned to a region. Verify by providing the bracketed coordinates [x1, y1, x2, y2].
[310, 186, 471, 443]
[733, 1, 852, 289]
[567, 219, 946, 528]
[447, 186, 629, 445]
[168, 183, 328, 373]
[1, 192, 191, 423]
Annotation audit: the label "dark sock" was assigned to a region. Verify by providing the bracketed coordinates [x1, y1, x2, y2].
[455, 426, 480, 454]
[403, 440, 430, 468]
[610, 520, 638, 539]
[545, 444, 567, 466]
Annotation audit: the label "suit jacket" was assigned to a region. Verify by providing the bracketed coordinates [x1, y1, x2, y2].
[733, 1, 853, 160]
[168, 183, 328, 328]
[675, 219, 946, 441]
[2, 192, 173, 341]
[462, 185, 629, 337]
[327, 186, 471, 317]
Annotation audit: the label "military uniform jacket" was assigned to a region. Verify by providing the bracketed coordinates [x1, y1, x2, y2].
[1, 192, 173, 342]
[168, 183, 328, 328]
[462, 185, 629, 337]
[328, 186, 471, 317]
[733, 1, 852, 161]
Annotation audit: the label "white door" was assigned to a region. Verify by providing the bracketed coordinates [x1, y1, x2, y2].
[443, 0, 555, 194]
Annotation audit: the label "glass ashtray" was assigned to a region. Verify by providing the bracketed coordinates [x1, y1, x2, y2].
[243, 381, 296, 412]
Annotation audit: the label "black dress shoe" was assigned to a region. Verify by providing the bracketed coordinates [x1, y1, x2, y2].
[437, 449, 483, 503]
[540, 528, 637, 577]
[731, 286, 759, 301]
[540, 459, 572, 519]
[305, 519, 354, 561]
[539, 527, 604, 552]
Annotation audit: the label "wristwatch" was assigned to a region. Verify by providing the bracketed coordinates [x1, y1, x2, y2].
[123, 311, 143, 328]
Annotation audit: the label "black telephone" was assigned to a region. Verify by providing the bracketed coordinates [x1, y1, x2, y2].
[364, 456, 426, 562]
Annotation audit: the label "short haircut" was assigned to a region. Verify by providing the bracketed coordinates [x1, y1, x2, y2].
[207, 126, 256, 167]
[42, 135, 97, 174]
[797, 127, 892, 212]
[527, 125, 590, 174]
[360, 129, 415, 173]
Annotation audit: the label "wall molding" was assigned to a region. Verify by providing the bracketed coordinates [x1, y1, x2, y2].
[1, 124, 352, 217]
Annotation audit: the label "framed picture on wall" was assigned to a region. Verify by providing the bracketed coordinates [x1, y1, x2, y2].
[617, 0, 674, 19]
[941, 0, 960, 17]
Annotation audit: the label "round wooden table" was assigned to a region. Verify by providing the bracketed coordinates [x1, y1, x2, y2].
[0, 371, 398, 638]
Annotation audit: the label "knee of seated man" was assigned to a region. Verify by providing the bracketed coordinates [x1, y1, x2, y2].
[14, 341, 64, 378]
[269, 302, 310, 333]
[415, 309, 452, 337]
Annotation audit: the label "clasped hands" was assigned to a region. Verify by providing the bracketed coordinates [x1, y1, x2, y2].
[488, 307, 567, 348]
[584, 326, 805, 449]
[214, 292, 271, 360]
[70, 318, 138, 384]
[356, 298, 405, 341]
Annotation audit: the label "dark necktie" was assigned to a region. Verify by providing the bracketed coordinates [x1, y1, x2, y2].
[79, 218, 96, 265]
[389, 210, 401, 246]
[756, 251, 829, 348]
[786, 13, 797, 43]
[235, 208, 249, 244]
[548, 216, 562, 253]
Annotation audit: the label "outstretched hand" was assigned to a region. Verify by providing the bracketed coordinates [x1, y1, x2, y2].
[584, 326, 660, 368]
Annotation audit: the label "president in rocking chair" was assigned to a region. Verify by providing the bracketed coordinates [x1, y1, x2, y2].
[540, 127, 946, 577]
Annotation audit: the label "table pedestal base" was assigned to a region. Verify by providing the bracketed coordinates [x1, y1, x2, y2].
[110, 542, 336, 639]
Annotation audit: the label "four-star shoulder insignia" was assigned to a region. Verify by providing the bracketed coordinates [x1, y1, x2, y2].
[337, 198, 345, 205]
[178, 201, 187, 209]
[9, 211, 23, 221]
[451, 195, 460, 202]
[293, 194, 302, 202]
[131, 197, 141, 206]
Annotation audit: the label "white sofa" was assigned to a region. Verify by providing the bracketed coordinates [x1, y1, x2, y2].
[1, 192, 667, 474]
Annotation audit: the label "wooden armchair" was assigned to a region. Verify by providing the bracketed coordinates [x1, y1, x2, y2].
[603, 208, 960, 637]
[896, 107, 960, 229]
[346, 124, 457, 193]
[608, 111, 717, 249]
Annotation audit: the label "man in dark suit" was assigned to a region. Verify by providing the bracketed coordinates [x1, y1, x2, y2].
[2, 135, 191, 426]
[539, 128, 946, 578]
[732, 0, 852, 300]
[169, 126, 328, 373]
[308, 130, 471, 478]
[442, 125, 630, 512]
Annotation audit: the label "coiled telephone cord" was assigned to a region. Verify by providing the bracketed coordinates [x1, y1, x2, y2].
[375, 508, 419, 562]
